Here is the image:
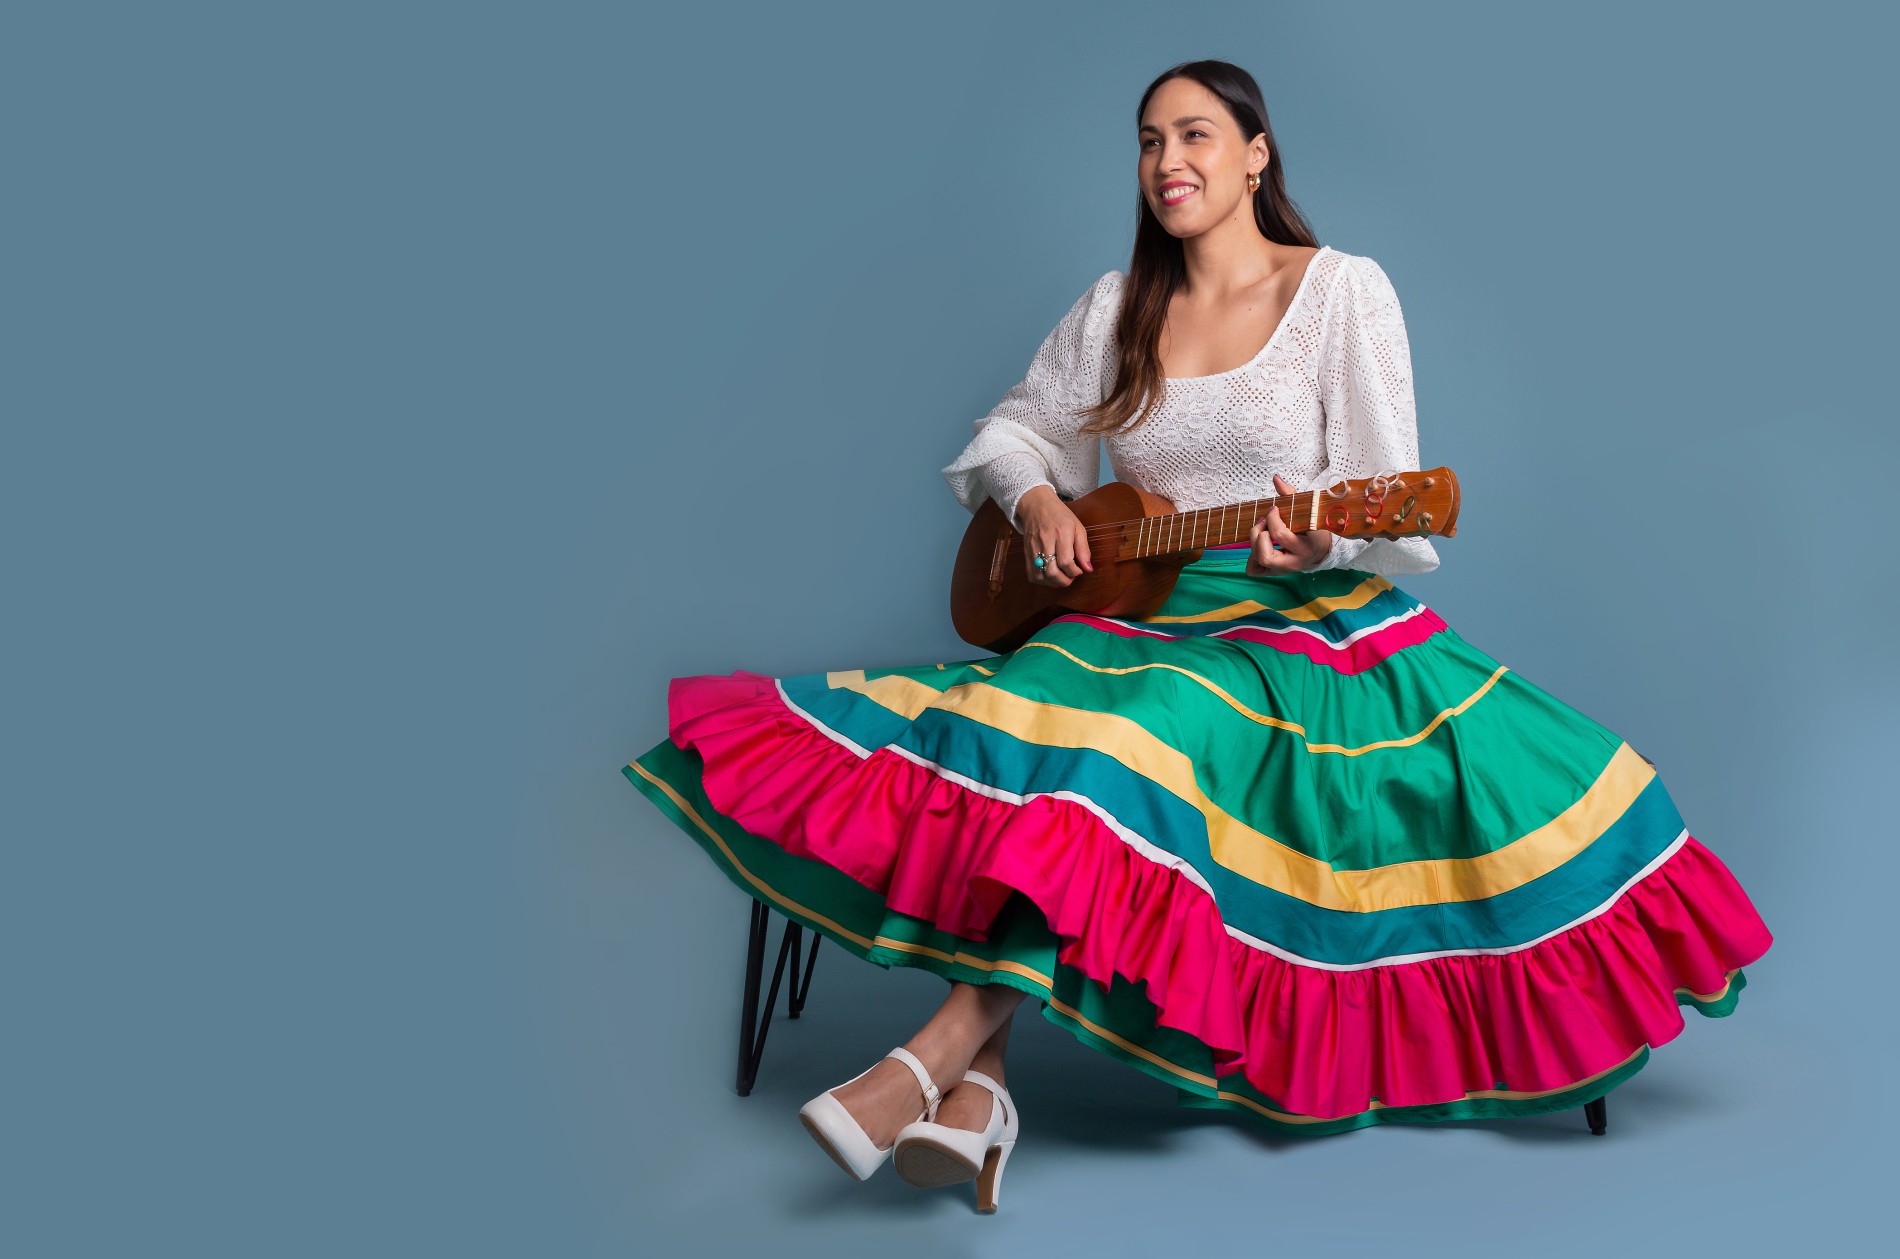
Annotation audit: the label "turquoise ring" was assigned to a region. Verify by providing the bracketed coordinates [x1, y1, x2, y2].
[1034, 553, 1049, 569]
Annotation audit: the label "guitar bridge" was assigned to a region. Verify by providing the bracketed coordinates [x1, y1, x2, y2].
[988, 532, 1009, 598]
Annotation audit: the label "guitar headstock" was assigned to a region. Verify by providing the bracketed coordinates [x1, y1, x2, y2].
[1316, 466, 1460, 539]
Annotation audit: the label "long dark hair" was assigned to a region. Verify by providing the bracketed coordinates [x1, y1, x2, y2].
[1078, 60, 1320, 438]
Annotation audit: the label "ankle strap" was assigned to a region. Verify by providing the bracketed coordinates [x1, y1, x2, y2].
[883, 1047, 941, 1118]
[959, 1069, 1007, 1100]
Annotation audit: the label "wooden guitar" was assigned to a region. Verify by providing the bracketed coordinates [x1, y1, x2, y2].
[950, 467, 1460, 651]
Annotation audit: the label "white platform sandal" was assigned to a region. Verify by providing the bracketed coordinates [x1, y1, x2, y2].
[890, 1070, 1020, 1213]
[797, 1046, 944, 1182]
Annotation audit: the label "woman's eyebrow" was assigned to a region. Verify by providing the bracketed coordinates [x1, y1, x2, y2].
[1138, 115, 1216, 134]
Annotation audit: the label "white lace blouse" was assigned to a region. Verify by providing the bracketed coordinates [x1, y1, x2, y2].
[941, 245, 1440, 576]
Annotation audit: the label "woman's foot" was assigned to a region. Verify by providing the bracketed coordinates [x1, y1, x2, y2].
[805, 984, 1023, 1181]
[891, 1067, 1019, 1210]
[825, 1055, 943, 1151]
[931, 1073, 1005, 1134]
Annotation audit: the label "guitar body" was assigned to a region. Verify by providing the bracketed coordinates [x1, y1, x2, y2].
[950, 482, 1198, 653]
[949, 468, 1460, 652]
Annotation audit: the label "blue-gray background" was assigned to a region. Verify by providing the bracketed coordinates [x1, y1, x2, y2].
[7, 2, 1893, 1255]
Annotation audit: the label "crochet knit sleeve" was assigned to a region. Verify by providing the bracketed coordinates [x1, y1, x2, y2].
[942, 271, 1121, 531]
[1307, 255, 1442, 576]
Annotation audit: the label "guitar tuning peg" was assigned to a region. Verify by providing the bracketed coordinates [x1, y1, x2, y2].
[1421, 477, 1436, 489]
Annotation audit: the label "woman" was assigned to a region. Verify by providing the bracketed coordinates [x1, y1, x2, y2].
[623, 60, 1773, 1212]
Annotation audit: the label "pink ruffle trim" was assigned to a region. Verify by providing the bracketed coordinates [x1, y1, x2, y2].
[670, 670, 1774, 1119]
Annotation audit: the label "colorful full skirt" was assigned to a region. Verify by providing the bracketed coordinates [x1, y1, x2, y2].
[623, 545, 1774, 1136]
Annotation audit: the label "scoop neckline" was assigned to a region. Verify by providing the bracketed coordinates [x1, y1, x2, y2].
[1161, 245, 1334, 383]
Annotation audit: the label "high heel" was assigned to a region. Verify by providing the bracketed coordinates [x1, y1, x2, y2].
[797, 1046, 943, 1182]
[976, 1138, 1016, 1214]
[890, 1069, 1020, 1207]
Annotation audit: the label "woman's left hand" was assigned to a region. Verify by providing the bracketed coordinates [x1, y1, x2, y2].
[1246, 474, 1334, 576]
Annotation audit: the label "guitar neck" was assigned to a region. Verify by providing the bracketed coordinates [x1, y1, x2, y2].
[1117, 468, 1458, 559]
[1122, 491, 1316, 560]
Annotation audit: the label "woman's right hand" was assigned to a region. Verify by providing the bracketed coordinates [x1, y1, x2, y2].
[1015, 485, 1093, 587]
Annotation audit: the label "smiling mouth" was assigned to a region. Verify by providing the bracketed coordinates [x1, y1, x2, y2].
[1160, 186, 1198, 205]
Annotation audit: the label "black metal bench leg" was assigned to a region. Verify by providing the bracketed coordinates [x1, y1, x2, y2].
[789, 925, 819, 1018]
[735, 903, 823, 1096]
[1584, 1095, 1607, 1135]
[737, 901, 769, 1095]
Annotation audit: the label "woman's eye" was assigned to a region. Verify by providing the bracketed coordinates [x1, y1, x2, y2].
[1142, 131, 1205, 147]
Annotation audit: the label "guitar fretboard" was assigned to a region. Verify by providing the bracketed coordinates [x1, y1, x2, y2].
[1122, 492, 1316, 560]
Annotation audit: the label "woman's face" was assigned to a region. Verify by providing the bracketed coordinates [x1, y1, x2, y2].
[1137, 77, 1266, 237]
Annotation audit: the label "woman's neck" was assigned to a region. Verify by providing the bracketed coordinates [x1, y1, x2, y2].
[1178, 218, 1283, 299]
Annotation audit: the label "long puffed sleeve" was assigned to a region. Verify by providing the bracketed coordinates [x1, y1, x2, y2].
[942, 271, 1122, 531]
[1307, 255, 1441, 576]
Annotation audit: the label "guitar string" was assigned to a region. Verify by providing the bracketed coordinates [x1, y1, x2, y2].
[1059, 482, 1442, 535]
[1012, 498, 1448, 551]
[1000, 471, 1453, 560]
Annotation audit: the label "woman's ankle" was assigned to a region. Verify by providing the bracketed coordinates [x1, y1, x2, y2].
[965, 1050, 1007, 1085]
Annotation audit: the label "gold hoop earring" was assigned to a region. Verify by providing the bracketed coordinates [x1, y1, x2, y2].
[1248, 172, 1262, 193]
